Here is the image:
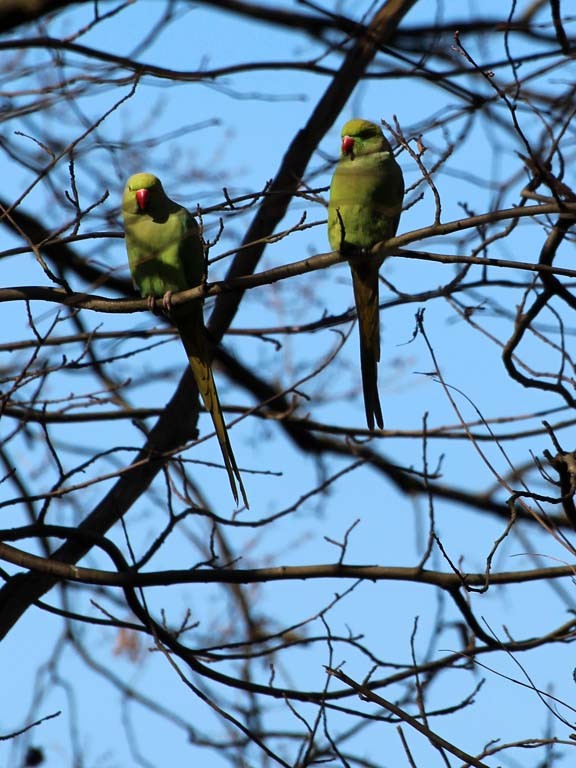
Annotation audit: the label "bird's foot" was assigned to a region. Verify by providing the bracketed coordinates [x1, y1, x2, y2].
[146, 295, 159, 315]
[161, 290, 174, 314]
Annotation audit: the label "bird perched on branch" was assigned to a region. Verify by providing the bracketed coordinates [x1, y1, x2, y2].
[122, 172, 248, 507]
[328, 119, 404, 429]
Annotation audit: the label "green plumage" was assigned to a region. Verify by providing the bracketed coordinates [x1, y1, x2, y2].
[327, 119, 404, 429]
[122, 172, 248, 507]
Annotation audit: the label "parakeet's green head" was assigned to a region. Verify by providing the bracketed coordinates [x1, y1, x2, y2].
[122, 172, 166, 215]
[339, 119, 392, 159]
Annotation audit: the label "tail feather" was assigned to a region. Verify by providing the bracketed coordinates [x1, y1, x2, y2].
[350, 260, 383, 430]
[176, 309, 249, 508]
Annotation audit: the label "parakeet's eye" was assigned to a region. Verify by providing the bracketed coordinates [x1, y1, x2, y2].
[135, 188, 149, 211]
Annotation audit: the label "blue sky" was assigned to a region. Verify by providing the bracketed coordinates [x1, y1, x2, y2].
[1, 1, 576, 766]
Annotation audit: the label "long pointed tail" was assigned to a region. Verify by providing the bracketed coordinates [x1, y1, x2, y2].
[350, 260, 383, 430]
[176, 309, 249, 507]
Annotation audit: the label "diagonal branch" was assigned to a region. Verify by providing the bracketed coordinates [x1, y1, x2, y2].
[0, 0, 419, 640]
[208, 0, 419, 340]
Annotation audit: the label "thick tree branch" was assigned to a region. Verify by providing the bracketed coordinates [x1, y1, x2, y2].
[0, 0, 83, 34]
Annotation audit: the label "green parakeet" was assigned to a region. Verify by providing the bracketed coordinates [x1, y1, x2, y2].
[122, 172, 248, 507]
[328, 119, 404, 430]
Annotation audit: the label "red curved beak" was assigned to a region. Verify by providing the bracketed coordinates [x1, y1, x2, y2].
[341, 135, 355, 155]
[135, 188, 149, 211]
